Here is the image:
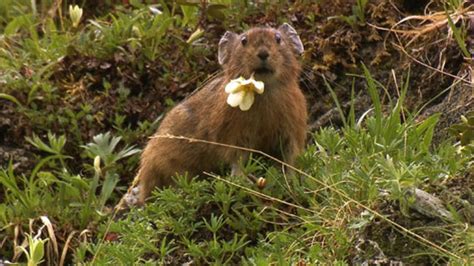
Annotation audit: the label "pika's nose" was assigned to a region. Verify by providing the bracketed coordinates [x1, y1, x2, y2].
[257, 50, 269, 61]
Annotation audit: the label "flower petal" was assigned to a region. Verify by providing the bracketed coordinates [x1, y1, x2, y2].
[252, 80, 264, 94]
[240, 78, 253, 86]
[227, 91, 245, 107]
[239, 91, 255, 111]
[225, 79, 243, 93]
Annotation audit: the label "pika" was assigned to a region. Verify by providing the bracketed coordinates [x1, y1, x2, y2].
[116, 23, 307, 210]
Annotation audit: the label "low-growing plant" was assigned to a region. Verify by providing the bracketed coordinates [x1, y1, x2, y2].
[334, 0, 368, 28]
[18, 233, 48, 266]
[0, 131, 141, 261]
[450, 111, 474, 146]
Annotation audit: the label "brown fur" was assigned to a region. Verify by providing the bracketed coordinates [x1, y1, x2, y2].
[116, 25, 307, 209]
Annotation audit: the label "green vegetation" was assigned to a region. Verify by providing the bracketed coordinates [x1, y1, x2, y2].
[336, 0, 368, 28]
[1, 0, 472, 265]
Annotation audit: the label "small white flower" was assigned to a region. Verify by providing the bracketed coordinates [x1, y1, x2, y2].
[132, 25, 142, 38]
[94, 155, 101, 175]
[149, 6, 162, 15]
[224, 76, 264, 111]
[69, 5, 83, 28]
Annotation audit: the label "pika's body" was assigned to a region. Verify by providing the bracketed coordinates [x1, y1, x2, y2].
[118, 24, 307, 208]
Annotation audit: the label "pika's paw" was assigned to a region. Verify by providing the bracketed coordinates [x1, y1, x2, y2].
[123, 186, 141, 207]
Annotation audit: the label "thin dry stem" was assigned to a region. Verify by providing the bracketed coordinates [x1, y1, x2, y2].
[40, 216, 59, 258]
[60, 231, 77, 266]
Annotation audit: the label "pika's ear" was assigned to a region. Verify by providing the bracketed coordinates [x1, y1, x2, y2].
[218, 31, 237, 65]
[278, 23, 304, 55]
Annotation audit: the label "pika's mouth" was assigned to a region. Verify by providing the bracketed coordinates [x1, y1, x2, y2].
[254, 66, 274, 75]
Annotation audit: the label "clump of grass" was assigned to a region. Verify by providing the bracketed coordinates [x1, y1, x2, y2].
[333, 0, 368, 28]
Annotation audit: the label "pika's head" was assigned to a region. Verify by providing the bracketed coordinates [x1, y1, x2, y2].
[218, 24, 304, 85]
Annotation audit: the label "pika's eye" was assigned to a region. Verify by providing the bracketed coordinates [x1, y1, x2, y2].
[241, 35, 248, 46]
[275, 33, 281, 44]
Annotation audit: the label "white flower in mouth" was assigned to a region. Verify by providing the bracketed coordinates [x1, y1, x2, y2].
[225, 75, 264, 111]
[69, 5, 83, 28]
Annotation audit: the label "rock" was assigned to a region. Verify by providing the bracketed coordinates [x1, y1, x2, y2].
[405, 188, 454, 221]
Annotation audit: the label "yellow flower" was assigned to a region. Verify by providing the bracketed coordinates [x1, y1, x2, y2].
[69, 5, 83, 28]
[225, 76, 264, 111]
